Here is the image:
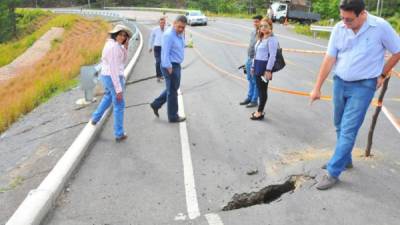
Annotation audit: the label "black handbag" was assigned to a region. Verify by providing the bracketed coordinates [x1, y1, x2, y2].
[272, 44, 285, 73]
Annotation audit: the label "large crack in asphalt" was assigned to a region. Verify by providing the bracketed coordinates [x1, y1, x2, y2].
[222, 175, 315, 211]
[26, 121, 88, 143]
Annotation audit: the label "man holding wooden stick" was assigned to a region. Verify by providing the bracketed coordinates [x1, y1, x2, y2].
[310, 0, 400, 190]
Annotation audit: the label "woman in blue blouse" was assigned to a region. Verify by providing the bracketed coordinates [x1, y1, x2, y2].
[250, 18, 278, 120]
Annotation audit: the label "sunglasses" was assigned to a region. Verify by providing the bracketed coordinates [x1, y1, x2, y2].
[260, 25, 271, 29]
[340, 16, 357, 23]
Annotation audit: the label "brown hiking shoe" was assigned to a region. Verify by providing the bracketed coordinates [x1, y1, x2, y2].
[316, 174, 339, 190]
[322, 163, 353, 170]
[115, 133, 128, 142]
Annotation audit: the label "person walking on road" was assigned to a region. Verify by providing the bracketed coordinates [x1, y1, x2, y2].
[91, 24, 132, 142]
[150, 15, 187, 123]
[250, 18, 279, 120]
[240, 15, 262, 108]
[310, 0, 400, 190]
[149, 17, 167, 82]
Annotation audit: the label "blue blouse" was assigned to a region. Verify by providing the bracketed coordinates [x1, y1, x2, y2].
[252, 35, 279, 71]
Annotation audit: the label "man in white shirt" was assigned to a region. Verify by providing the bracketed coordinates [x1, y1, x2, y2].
[149, 17, 166, 82]
[310, 0, 400, 190]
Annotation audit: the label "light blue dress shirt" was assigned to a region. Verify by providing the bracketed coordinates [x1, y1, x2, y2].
[161, 27, 185, 68]
[327, 13, 400, 81]
[148, 26, 165, 49]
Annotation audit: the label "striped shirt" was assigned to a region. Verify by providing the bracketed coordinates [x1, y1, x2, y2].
[100, 39, 127, 93]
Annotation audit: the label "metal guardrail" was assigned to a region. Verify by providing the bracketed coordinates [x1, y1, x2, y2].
[51, 9, 139, 40]
[104, 6, 188, 14]
[310, 25, 334, 39]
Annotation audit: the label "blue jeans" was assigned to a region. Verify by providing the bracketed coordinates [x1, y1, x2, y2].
[154, 46, 162, 77]
[152, 63, 181, 121]
[327, 76, 377, 178]
[92, 75, 125, 138]
[245, 58, 258, 103]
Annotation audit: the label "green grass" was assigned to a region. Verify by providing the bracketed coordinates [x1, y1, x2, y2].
[16, 8, 52, 37]
[387, 13, 400, 33]
[293, 24, 331, 39]
[293, 20, 335, 40]
[294, 16, 399, 40]
[0, 12, 79, 67]
[204, 11, 257, 19]
[0, 176, 24, 193]
[51, 37, 63, 49]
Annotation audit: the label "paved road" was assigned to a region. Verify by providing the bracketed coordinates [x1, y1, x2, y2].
[43, 11, 400, 225]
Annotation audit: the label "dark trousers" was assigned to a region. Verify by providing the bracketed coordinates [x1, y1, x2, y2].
[154, 46, 162, 77]
[254, 60, 269, 113]
[152, 63, 181, 121]
[256, 75, 269, 113]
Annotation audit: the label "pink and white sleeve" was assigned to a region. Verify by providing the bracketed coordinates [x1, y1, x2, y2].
[121, 46, 128, 65]
[109, 45, 123, 94]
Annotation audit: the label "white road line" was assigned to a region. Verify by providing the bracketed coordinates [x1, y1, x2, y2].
[215, 20, 327, 49]
[382, 106, 400, 134]
[205, 213, 225, 225]
[178, 89, 201, 219]
[274, 33, 327, 49]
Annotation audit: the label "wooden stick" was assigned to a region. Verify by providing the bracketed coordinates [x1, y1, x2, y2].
[365, 76, 391, 157]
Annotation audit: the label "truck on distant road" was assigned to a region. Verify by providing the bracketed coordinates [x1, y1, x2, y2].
[270, 0, 320, 24]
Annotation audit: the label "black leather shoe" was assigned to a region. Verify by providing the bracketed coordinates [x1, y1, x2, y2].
[170, 116, 186, 123]
[240, 99, 251, 105]
[246, 102, 258, 108]
[150, 103, 159, 117]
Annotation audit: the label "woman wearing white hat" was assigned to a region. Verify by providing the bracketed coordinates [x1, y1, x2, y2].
[91, 24, 132, 142]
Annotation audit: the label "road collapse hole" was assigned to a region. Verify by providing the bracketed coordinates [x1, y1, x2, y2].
[222, 175, 314, 211]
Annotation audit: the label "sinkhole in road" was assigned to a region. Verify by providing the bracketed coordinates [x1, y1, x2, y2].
[222, 175, 315, 211]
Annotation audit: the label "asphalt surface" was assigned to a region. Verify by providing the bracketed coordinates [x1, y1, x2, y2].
[6, 10, 400, 225]
[0, 84, 96, 224]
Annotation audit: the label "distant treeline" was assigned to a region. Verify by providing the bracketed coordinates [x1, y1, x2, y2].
[0, 0, 19, 43]
[18, 0, 400, 19]
[2, 0, 398, 43]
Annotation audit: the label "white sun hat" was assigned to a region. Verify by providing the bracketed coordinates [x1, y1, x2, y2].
[109, 24, 133, 38]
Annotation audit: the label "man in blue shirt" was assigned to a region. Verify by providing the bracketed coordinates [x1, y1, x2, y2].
[310, 0, 400, 190]
[149, 17, 167, 82]
[240, 15, 262, 108]
[150, 15, 187, 123]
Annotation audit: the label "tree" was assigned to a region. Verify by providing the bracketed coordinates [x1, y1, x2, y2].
[312, 0, 340, 20]
[0, 0, 21, 43]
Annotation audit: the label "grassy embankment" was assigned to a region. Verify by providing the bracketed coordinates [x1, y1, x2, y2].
[0, 10, 110, 133]
[0, 9, 54, 67]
